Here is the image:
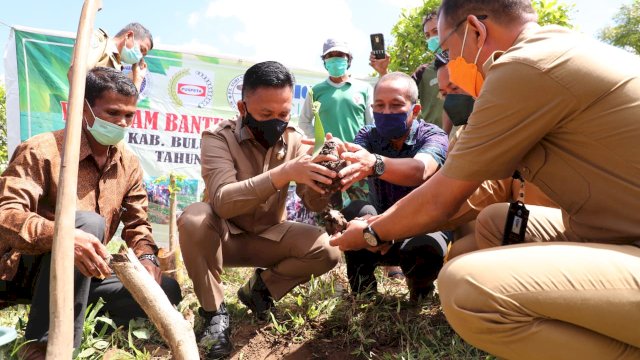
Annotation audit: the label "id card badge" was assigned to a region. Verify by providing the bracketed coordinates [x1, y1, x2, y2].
[502, 170, 529, 245]
[502, 201, 529, 245]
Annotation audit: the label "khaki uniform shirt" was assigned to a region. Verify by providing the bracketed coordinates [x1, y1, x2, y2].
[443, 126, 556, 229]
[88, 29, 122, 71]
[201, 117, 326, 242]
[0, 130, 157, 281]
[443, 25, 640, 244]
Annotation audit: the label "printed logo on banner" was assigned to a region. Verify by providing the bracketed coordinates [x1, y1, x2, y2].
[169, 69, 214, 109]
[226, 75, 243, 111]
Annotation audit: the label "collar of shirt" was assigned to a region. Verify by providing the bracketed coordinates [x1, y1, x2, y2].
[106, 37, 121, 64]
[326, 77, 352, 88]
[483, 24, 538, 74]
[79, 128, 124, 169]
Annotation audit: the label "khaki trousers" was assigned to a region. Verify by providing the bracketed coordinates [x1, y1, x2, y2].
[178, 202, 340, 312]
[438, 203, 640, 359]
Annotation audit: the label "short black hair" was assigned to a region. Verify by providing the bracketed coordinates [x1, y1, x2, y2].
[85, 67, 138, 105]
[242, 61, 295, 98]
[434, 52, 449, 72]
[115, 22, 154, 50]
[438, 0, 536, 28]
[422, 10, 438, 29]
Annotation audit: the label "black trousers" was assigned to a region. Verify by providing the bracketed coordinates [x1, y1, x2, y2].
[7, 211, 182, 347]
[342, 200, 451, 295]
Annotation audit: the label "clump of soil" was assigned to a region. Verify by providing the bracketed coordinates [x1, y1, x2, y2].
[317, 140, 347, 194]
[322, 209, 348, 235]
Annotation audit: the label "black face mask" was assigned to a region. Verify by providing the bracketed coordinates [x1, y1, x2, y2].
[243, 105, 288, 149]
[443, 94, 475, 126]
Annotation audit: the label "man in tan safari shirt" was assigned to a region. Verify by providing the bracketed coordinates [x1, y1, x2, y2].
[178, 61, 340, 359]
[329, 0, 640, 359]
[70, 22, 153, 91]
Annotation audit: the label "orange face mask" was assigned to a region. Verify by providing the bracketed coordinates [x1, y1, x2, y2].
[447, 23, 484, 98]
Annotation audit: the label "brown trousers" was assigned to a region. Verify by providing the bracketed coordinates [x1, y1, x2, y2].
[178, 202, 340, 312]
[439, 203, 640, 359]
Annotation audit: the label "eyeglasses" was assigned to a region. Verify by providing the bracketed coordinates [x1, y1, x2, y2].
[435, 15, 488, 54]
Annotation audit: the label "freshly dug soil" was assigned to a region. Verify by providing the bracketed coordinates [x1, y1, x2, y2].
[316, 140, 347, 194]
[322, 209, 348, 235]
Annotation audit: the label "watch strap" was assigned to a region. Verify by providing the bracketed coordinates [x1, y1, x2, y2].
[138, 254, 160, 267]
[372, 154, 385, 177]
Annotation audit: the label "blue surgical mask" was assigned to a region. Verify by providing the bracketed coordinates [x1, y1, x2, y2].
[324, 57, 348, 77]
[373, 107, 413, 140]
[85, 101, 127, 145]
[427, 36, 441, 53]
[121, 35, 143, 64]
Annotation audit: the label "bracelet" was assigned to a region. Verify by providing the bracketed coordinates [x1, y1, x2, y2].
[138, 254, 160, 267]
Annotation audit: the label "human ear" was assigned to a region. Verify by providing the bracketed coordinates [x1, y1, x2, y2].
[468, 15, 487, 50]
[237, 100, 246, 117]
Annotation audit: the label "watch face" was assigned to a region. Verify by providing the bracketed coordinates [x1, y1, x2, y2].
[364, 230, 378, 247]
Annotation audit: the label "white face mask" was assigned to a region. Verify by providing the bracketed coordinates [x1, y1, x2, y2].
[85, 101, 127, 145]
[120, 34, 143, 64]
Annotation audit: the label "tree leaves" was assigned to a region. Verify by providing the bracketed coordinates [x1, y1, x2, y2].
[599, 0, 640, 54]
[386, 0, 574, 75]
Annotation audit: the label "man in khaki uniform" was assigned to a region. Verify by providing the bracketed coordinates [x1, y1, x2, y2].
[433, 54, 557, 258]
[178, 61, 340, 359]
[71, 22, 153, 91]
[329, 0, 640, 358]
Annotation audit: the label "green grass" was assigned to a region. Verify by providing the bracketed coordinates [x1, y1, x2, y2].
[0, 263, 491, 359]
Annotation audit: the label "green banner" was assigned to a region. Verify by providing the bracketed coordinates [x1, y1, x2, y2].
[6, 27, 328, 225]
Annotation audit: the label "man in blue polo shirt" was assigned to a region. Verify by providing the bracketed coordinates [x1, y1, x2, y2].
[336, 72, 450, 301]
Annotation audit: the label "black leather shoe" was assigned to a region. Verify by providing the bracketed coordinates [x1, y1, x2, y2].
[407, 278, 435, 303]
[199, 303, 232, 359]
[237, 268, 274, 321]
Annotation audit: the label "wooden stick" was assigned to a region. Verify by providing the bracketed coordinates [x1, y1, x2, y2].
[111, 249, 199, 360]
[168, 173, 185, 285]
[47, 0, 102, 358]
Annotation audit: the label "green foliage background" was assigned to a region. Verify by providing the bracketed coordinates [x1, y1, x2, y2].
[387, 0, 574, 74]
[599, 0, 640, 54]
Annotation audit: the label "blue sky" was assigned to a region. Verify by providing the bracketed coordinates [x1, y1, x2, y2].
[0, 0, 631, 80]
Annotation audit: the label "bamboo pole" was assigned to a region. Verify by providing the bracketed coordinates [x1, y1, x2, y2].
[47, 0, 102, 358]
[111, 250, 199, 359]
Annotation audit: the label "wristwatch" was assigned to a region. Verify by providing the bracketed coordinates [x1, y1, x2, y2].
[363, 225, 381, 247]
[371, 154, 385, 177]
[138, 254, 160, 267]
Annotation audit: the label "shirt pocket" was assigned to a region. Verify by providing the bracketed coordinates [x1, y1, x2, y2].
[519, 144, 590, 215]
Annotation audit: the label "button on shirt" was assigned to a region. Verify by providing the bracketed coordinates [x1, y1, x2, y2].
[201, 117, 326, 242]
[0, 129, 157, 281]
[354, 120, 448, 213]
[442, 25, 640, 244]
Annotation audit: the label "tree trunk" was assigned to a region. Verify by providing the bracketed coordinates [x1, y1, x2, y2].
[111, 249, 199, 360]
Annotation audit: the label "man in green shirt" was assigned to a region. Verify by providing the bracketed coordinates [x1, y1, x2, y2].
[299, 38, 373, 206]
[299, 38, 374, 143]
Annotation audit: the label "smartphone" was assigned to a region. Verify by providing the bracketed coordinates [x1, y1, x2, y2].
[370, 33, 385, 59]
